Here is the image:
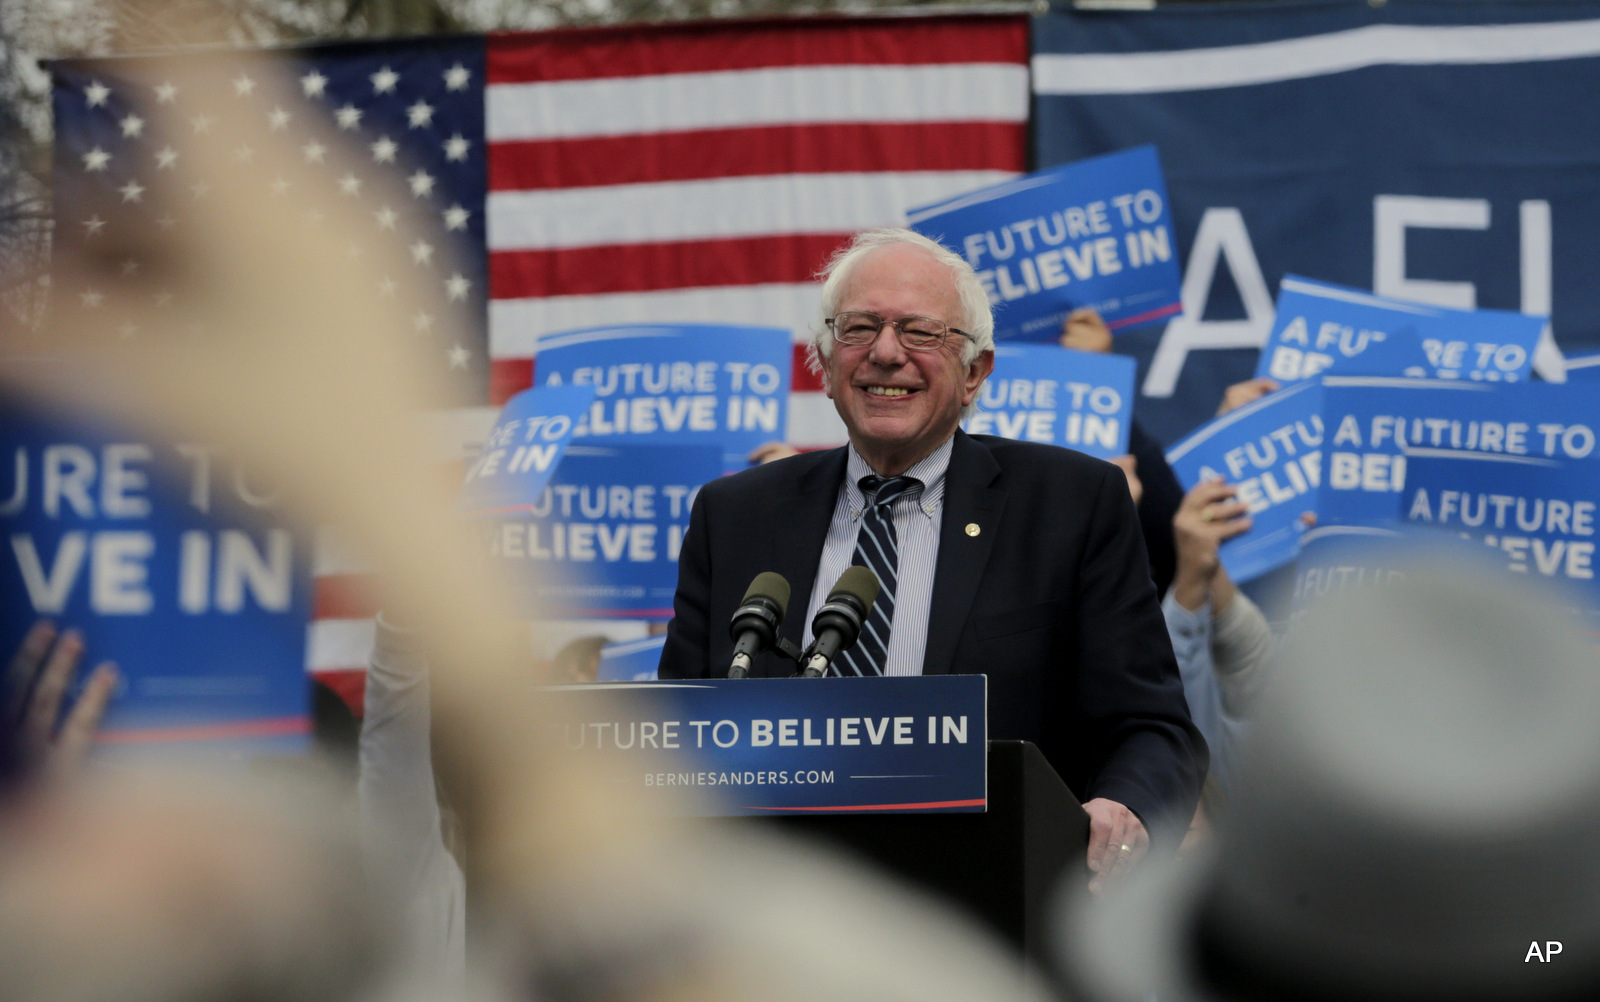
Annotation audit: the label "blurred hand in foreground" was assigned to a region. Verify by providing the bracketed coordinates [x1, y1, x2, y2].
[7, 622, 118, 780]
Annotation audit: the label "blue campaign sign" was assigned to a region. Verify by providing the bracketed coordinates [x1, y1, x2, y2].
[0, 399, 312, 756]
[484, 444, 722, 619]
[542, 675, 987, 816]
[962, 345, 1135, 459]
[906, 145, 1182, 340]
[1564, 352, 1600, 381]
[1032, 3, 1600, 448]
[1255, 276, 1429, 385]
[595, 635, 665, 682]
[533, 324, 792, 472]
[1319, 377, 1497, 529]
[1319, 377, 1600, 530]
[1165, 380, 1323, 583]
[1403, 454, 1600, 625]
[1256, 276, 1543, 388]
[458, 384, 594, 516]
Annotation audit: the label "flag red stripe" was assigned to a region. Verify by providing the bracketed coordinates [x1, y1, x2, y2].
[98, 716, 310, 745]
[792, 343, 824, 392]
[491, 233, 849, 300]
[487, 17, 1029, 84]
[315, 669, 368, 718]
[314, 573, 381, 620]
[488, 122, 1027, 192]
[491, 358, 534, 405]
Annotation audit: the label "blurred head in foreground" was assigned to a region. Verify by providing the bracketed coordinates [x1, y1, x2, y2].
[1062, 556, 1600, 1001]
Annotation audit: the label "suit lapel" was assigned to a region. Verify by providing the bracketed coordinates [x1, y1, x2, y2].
[923, 432, 1005, 676]
[773, 448, 847, 649]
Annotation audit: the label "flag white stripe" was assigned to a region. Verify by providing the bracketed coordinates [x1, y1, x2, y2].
[490, 282, 823, 355]
[786, 393, 847, 447]
[487, 171, 1017, 251]
[307, 618, 376, 672]
[487, 64, 1029, 141]
[1032, 19, 1600, 95]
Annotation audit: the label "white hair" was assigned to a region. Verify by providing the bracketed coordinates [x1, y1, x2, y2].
[807, 228, 996, 376]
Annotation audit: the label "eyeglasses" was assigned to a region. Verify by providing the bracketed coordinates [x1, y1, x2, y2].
[826, 312, 972, 352]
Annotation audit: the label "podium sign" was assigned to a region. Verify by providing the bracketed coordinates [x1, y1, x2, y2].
[544, 675, 987, 816]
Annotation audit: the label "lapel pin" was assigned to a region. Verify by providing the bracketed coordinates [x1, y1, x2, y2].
[965, 523, 981, 537]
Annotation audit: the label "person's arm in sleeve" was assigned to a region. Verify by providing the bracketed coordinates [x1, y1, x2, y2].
[1211, 585, 1272, 717]
[1074, 461, 1208, 854]
[359, 614, 465, 980]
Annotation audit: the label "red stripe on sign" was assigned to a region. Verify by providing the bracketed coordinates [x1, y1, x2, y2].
[491, 233, 849, 300]
[1106, 301, 1184, 331]
[488, 17, 1028, 83]
[750, 798, 986, 812]
[314, 573, 381, 620]
[792, 343, 824, 392]
[491, 357, 535, 405]
[98, 716, 310, 745]
[489, 122, 1027, 192]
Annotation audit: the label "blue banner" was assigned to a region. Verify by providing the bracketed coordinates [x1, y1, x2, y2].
[1403, 454, 1600, 626]
[1165, 380, 1323, 583]
[595, 635, 665, 682]
[1033, 3, 1600, 447]
[484, 444, 722, 619]
[458, 384, 594, 516]
[1256, 276, 1542, 387]
[1318, 377, 1600, 530]
[543, 675, 987, 816]
[534, 324, 792, 473]
[906, 145, 1182, 340]
[0, 399, 311, 755]
[962, 344, 1135, 459]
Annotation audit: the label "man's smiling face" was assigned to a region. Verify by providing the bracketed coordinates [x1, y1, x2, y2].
[823, 243, 994, 476]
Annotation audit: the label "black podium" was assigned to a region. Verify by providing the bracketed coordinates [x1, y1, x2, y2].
[750, 740, 1088, 967]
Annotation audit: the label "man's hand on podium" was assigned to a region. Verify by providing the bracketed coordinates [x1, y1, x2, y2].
[1083, 797, 1149, 894]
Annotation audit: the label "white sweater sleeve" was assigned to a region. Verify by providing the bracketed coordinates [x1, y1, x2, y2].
[359, 615, 466, 980]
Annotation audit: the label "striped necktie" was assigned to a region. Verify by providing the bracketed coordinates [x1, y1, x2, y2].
[834, 474, 922, 677]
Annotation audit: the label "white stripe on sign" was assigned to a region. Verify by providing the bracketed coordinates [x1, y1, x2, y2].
[486, 171, 1015, 251]
[490, 282, 823, 356]
[486, 64, 1029, 141]
[1032, 19, 1600, 95]
[307, 618, 377, 672]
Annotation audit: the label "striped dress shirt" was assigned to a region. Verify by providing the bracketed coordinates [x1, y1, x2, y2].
[801, 438, 951, 676]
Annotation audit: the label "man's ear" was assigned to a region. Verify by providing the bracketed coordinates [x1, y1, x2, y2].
[963, 349, 996, 406]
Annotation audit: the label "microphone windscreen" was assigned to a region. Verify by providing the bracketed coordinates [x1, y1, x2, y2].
[743, 571, 791, 618]
[829, 565, 880, 611]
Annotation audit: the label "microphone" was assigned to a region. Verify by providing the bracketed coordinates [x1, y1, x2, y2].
[799, 566, 880, 678]
[727, 572, 790, 678]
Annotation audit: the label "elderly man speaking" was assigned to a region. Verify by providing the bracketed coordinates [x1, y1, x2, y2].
[658, 228, 1204, 887]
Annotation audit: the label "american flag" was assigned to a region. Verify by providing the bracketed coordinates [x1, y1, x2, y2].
[50, 38, 489, 398]
[49, 15, 1030, 710]
[482, 16, 1030, 444]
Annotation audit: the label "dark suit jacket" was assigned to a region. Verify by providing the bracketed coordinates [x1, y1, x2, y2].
[658, 431, 1206, 840]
